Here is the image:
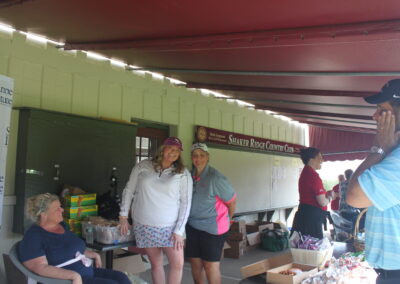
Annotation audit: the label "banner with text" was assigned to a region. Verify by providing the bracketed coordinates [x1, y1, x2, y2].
[195, 125, 303, 155]
[0, 75, 14, 229]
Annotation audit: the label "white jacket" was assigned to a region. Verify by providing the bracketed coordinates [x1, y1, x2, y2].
[120, 160, 193, 236]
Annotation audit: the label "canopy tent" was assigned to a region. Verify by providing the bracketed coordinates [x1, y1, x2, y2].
[0, 0, 396, 160]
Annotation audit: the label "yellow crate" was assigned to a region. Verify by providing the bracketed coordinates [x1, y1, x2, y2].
[64, 193, 97, 207]
[64, 218, 81, 230]
[64, 205, 98, 219]
[64, 218, 82, 236]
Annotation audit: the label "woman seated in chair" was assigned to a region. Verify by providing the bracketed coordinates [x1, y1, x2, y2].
[19, 193, 131, 284]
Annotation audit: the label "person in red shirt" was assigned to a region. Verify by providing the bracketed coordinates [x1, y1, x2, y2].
[291, 147, 338, 239]
[331, 174, 345, 211]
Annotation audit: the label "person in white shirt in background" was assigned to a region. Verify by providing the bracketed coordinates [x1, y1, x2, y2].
[119, 137, 193, 284]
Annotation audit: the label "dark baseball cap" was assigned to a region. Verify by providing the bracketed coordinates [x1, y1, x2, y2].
[365, 79, 400, 104]
[163, 137, 183, 151]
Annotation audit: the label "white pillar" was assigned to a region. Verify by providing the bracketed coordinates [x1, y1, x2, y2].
[0, 75, 14, 230]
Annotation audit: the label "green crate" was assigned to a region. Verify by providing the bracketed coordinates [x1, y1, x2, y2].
[64, 205, 98, 219]
[64, 193, 97, 207]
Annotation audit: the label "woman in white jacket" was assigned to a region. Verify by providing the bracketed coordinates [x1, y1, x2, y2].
[119, 137, 193, 284]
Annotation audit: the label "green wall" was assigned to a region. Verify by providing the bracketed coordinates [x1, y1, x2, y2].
[0, 31, 307, 196]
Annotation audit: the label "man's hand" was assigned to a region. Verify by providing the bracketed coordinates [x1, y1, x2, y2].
[376, 110, 400, 153]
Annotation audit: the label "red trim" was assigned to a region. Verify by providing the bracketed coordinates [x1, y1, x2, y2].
[309, 125, 374, 161]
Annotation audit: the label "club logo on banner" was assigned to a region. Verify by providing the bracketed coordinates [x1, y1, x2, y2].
[195, 125, 303, 155]
[0, 75, 14, 229]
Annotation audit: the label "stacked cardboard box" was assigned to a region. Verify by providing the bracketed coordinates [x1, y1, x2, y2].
[225, 220, 247, 259]
[246, 221, 276, 250]
[246, 220, 274, 233]
[63, 193, 97, 236]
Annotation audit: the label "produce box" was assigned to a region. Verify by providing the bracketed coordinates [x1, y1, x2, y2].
[63, 204, 98, 219]
[64, 193, 96, 207]
[241, 252, 293, 279]
[290, 246, 333, 267]
[267, 263, 318, 284]
[64, 218, 82, 236]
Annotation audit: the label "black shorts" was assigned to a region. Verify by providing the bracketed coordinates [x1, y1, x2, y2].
[185, 224, 227, 262]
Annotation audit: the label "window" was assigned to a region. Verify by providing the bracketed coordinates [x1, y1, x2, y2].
[134, 125, 169, 163]
[135, 136, 159, 163]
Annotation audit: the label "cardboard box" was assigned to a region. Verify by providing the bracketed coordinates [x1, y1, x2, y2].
[258, 223, 274, 232]
[267, 263, 318, 284]
[225, 240, 246, 259]
[63, 204, 98, 219]
[221, 241, 231, 260]
[241, 252, 292, 278]
[227, 231, 245, 241]
[113, 251, 148, 275]
[230, 220, 246, 234]
[247, 221, 275, 233]
[290, 246, 334, 267]
[64, 193, 97, 207]
[247, 232, 261, 246]
[246, 222, 260, 233]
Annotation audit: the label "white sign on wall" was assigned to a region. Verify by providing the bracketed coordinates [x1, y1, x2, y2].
[0, 75, 14, 229]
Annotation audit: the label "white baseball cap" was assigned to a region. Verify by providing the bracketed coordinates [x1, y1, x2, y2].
[191, 143, 209, 153]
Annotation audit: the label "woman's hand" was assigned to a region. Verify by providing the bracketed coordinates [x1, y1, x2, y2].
[84, 250, 102, 268]
[118, 216, 131, 235]
[92, 253, 102, 268]
[171, 233, 184, 251]
[71, 272, 82, 284]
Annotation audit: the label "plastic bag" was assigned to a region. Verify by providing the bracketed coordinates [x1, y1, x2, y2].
[97, 190, 120, 220]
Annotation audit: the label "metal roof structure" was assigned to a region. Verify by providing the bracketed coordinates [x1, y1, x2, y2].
[2, 0, 399, 136]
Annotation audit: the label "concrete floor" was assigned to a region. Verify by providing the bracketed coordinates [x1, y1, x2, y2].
[136, 239, 351, 284]
[137, 247, 288, 284]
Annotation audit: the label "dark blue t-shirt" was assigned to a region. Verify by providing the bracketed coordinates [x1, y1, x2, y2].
[18, 222, 93, 278]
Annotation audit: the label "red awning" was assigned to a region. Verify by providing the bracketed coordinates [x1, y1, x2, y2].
[309, 126, 375, 161]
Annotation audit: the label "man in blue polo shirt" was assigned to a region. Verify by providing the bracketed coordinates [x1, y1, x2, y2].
[347, 79, 400, 284]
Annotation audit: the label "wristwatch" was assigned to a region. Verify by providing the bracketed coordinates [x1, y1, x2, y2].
[370, 146, 385, 155]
